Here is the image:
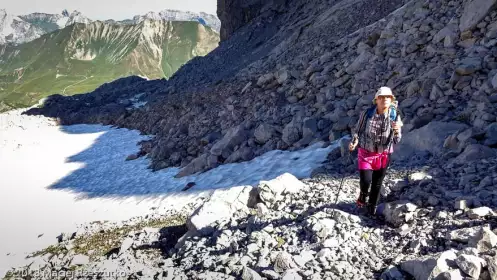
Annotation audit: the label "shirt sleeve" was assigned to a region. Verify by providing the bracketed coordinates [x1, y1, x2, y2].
[352, 110, 367, 142]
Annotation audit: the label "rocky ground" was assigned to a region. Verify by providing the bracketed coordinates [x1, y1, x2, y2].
[7, 0, 497, 279]
[4, 139, 497, 279]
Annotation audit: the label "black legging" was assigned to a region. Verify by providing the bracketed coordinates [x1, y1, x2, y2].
[359, 168, 388, 207]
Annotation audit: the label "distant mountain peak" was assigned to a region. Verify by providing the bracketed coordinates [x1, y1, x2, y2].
[65, 10, 91, 26]
[0, 9, 220, 45]
[130, 9, 220, 32]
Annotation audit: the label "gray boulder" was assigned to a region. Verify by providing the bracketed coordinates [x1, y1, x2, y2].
[467, 207, 496, 219]
[274, 252, 298, 273]
[293, 250, 315, 268]
[242, 266, 263, 280]
[382, 201, 417, 227]
[393, 121, 468, 161]
[70, 254, 90, 266]
[488, 255, 497, 280]
[258, 73, 275, 87]
[257, 173, 306, 207]
[302, 118, 318, 139]
[459, 0, 497, 32]
[401, 250, 458, 279]
[433, 24, 458, 44]
[200, 131, 223, 145]
[491, 73, 497, 89]
[254, 124, 276, 144]
[119, 237, 134, 255]
[176, 154, 216, 178]
[456, 254, 484, 279]
[306, 217, 337, 239]
[381, 266, 405, 280]
[276, 69, 290, 84]
[225, 146, 255, 163]
[457, 127, 485, 143]
[452, 144, 497, 164]
[210, 125, 248, 156]
[437, 269, 464, 279]
[197, 272, 236, 280]
[281, 269, 302, 280]
[455, 57, 483, 75]
[447, 226, 482, 243]
[484, 123, 497, 147]
[345, 50, 374, 74]
[468, 227, 497, 252]
[282, 120, 302, 145]
[186, 185, 253, 235]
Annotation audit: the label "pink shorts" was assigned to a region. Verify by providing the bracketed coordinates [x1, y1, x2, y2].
[358, 148, 390, 170]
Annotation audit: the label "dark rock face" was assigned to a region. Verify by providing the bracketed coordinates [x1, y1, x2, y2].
[217, 0, 264, 41]
[217, 0, 289, 41]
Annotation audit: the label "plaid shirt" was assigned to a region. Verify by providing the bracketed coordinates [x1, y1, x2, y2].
[352, 109, 402, 153]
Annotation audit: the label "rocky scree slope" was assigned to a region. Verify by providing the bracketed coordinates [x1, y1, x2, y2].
[5, 151, 497, 279]
[26, 0, 497, 179]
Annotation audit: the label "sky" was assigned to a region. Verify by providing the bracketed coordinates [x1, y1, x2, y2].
[1, 0, 218, 20]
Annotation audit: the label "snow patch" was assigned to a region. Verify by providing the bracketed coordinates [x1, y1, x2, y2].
[132, 101, 148, 108]
[56, 16, 69, 28]
[126, 92, 148, 108]
[0, 108, 338, 275]
[0, 10, 15, 38]
[136, 75, 150, 81]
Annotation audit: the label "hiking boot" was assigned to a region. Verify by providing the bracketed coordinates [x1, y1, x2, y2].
[356, 199, 365, 207]
[367, 204, 377, 216]
[356, 192, 367, 207]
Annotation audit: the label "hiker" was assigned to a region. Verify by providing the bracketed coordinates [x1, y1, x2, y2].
[348, 86, 402, 216]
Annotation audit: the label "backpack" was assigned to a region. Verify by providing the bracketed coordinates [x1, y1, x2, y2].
[365, 104, 398, 122]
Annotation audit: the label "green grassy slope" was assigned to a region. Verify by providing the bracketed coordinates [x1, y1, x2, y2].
[0, 20, 219, 111]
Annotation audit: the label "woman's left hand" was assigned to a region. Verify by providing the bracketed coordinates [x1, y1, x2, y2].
[392, 121, 401, 132]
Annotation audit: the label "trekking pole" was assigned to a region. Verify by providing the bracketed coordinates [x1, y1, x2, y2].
[386, 100, 402, 166]
[380, 101, 403, 208]
[331, 147, 352, 217]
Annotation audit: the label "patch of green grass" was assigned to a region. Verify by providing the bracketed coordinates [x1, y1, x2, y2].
[276, 236, 286, 248]
[27, 215, 187, 262]
[28, 244, 68, 259]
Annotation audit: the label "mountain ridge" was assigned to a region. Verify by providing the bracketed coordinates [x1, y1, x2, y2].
[0, 18, 219, 111]
[0, 8, 221, 45]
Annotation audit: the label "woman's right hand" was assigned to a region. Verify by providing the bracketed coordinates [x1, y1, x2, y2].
[349, 139, 358, 151]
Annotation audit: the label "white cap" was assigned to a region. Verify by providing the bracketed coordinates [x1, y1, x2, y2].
[373, 86, 395, 103]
